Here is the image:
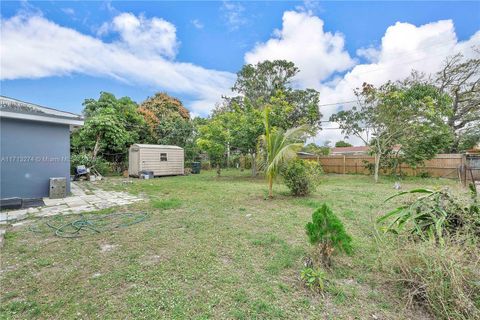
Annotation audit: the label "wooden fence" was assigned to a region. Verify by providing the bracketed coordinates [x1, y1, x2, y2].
[299, 154, 467, 179]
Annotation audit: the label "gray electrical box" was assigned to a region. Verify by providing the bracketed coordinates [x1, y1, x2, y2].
[49, 177, 67, 199]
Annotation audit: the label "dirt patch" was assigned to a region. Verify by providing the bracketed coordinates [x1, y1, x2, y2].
[100, 244, 117, 253]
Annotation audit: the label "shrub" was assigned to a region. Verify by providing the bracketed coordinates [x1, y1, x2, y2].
[300, 267, 327, 293]
[380, 239, 480, 319]
[378, 188, 480, 242]
[418, 171, 431, 178]
[70, 153, 110, 175]
[201, 160, 211, 170]
[282, 159, 323, 196]
[305, 203, 353, 265]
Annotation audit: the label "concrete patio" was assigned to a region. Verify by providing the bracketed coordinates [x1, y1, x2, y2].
[0, 181, 143, 225]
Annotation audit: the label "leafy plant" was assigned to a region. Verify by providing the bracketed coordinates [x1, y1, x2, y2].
[70, 153, 110, 175]
[282, 159, 322, 196]
[300, 267, 327, 293]
[378, 188, 480, 242]
[305, 204, 353, 265]
[259, 106, 309, 198]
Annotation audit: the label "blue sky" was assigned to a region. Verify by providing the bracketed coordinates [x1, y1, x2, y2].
[1, 1, 479, 142]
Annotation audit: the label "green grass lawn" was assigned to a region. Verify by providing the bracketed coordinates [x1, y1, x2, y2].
[0, 170, 459, 319]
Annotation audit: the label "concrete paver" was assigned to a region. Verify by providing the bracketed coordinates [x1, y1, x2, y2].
[0, 182, 144, 224]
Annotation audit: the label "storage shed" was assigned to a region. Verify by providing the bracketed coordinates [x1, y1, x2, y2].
[128, 144, 184, 177]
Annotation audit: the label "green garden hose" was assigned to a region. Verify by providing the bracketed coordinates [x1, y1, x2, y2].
[29, 212, 147, 238]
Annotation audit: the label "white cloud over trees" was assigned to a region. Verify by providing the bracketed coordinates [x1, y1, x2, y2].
[244, 10, 479, 144]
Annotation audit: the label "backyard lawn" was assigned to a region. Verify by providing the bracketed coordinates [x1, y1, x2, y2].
[0, 171, 459, 319]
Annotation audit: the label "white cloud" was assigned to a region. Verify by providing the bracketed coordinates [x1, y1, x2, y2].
[191, 19, 204, 29]
[244, 12, 479, 145]
[0, 12, 235, 115]
[96, 12, 179, 59]
[245, 11, 355, 88]
[221, 1, 247, 31]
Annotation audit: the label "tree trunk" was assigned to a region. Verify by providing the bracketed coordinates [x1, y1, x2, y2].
[216, 164, 221, 177]
[268, 175, 273, 198]
[92, 134, 101, 161]
[374, 153, 381, 183]
[251, 152, 257, 177]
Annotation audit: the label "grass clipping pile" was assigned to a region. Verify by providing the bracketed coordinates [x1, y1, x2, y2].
[29, 212, 147, 238]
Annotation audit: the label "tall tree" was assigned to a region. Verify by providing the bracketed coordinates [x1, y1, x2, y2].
[139, 92, 194, 147]
[331, 82, 452, 182]
[196, 118, 230, 177]
[72, 92, 145, 166]
[217, 100, 264, 176]
[231, 60, 322, 131]
[232, 60, 299, 108]
[435, 52, 480, 152]
[213, 60, 322, 176]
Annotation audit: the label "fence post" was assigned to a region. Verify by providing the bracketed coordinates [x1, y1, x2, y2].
[343, 155, 346, 174]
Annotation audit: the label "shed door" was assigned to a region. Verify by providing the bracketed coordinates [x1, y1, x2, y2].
[129, 148, 140, 175]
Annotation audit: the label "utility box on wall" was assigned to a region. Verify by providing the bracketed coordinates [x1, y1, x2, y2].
[49, 177, 67, 199]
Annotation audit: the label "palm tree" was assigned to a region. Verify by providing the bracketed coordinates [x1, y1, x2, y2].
[259, 107, 309, 198]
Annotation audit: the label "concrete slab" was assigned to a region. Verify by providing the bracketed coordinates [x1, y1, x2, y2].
[42, 198, 65, 206]
[2, 184, 143, 223]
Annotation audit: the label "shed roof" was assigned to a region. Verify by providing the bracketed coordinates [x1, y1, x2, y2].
[0, 96, 84, 126]
[131, 144, 183, 150]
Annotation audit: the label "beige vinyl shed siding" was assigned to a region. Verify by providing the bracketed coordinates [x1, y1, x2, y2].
[129, 144, 184, 177]
[140, 148, 184, 175]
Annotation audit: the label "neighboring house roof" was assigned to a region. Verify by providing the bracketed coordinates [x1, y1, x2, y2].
[131, 144, 183, 150]
[331, 146, 370, 154]
[297, 151, 315, 156]
[0, 96, 84, 126]
[331, 145, 402, 155]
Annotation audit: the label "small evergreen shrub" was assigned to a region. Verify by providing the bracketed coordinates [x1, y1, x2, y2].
[305, 204, 353, 265]
[282, 159, 323, 196]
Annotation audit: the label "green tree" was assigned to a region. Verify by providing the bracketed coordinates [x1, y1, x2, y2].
[196, 118, 229, 177]
[331, 81, 452, 182]
[259, 106, 309, 198]
[217, 101, 264, 176]
[457, 126, 480, 151]
[232, 60, 299, 108]
[335, 141, 353, 147]
[435, 52, 480, 152]
[302, 143, 330, 156]
[231, 60, 322, 132]
[306, 203, 353, 266]
[72, 92, 145, 169]
[139, 92, 195, 152]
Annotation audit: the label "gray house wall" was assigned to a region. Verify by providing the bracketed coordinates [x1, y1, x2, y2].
[0, 117, 71, 199]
